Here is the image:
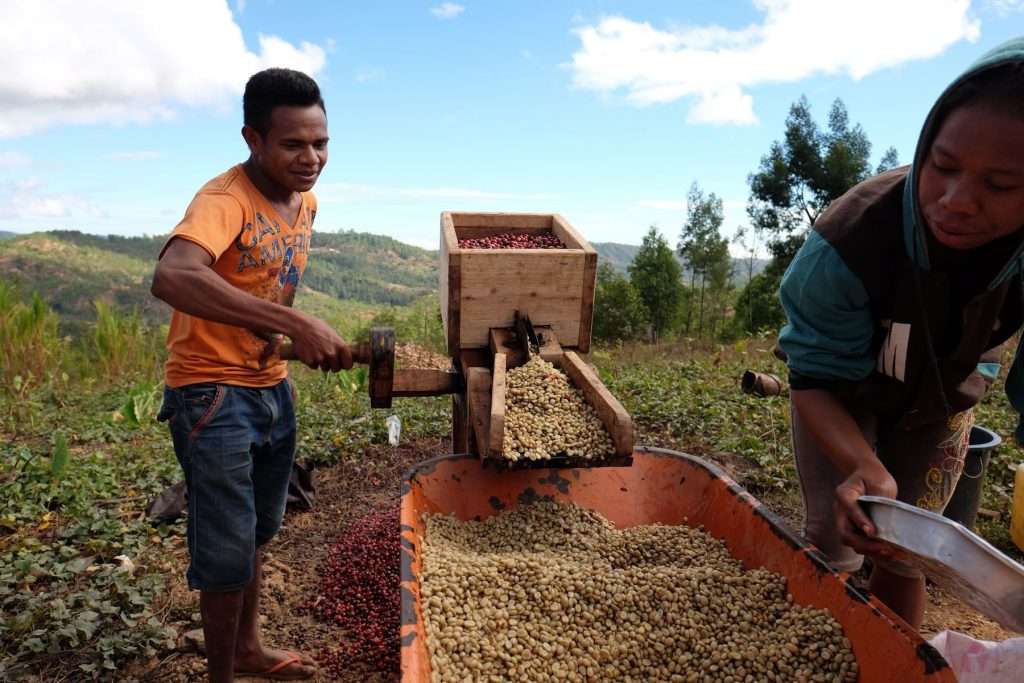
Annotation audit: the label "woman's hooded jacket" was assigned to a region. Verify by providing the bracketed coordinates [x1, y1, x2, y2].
[778, 38, 1024, 435]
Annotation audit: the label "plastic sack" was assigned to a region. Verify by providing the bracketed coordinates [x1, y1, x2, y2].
[928, 630, 1024, 682]
[386, 414, 402, 446]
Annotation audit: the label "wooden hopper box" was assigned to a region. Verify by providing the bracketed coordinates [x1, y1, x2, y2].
[439, 212, 598, 353]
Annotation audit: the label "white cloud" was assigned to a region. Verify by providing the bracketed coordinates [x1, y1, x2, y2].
[107, 150, 165, 162]
[0, 152, 32, 169]
[0, 179, 106, 220]
[431, 3, 465, 19]
[318, 181, 553, 204]
[570, 1, 980, 125]
[0, 1, 328, 138]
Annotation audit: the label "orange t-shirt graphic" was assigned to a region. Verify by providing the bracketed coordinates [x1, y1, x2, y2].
[162, 164, 316, 388]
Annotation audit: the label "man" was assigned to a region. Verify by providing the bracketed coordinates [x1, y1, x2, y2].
[152, 68, 350, 681]
[778, 40, 1024, 629]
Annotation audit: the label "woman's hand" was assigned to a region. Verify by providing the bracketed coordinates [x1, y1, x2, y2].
[834, 460, 898, 557]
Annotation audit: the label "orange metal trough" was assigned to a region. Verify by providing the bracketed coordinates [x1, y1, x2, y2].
[399, 448, 955, 682]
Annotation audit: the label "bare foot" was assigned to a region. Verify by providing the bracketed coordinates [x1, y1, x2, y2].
[234, 648, 317, 680]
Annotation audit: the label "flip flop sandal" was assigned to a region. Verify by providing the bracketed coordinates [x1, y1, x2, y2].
[236, 651, 316, 681]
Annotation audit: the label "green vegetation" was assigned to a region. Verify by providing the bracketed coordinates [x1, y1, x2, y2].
[0, 228, 440, 336]
[2, 284, 1023, 679]
[0, 287, 448, 680]
[737, 96, 899, 334]
[628, 227, 684, 343]
[678, 182, 732, 339]
[593, 264, 647, 344]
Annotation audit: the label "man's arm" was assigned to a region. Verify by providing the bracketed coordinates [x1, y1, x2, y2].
[151, 237, 352, 372]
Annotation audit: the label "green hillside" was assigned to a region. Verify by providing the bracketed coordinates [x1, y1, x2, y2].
[0, 230, 765, 338]
[0, 234, 167, 327]
[0, 229, 438, 335]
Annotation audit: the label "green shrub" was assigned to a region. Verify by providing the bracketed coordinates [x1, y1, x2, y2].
[0, 283, 67, 393]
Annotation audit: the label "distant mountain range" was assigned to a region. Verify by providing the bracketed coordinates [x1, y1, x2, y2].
[0, 230, 767, 333]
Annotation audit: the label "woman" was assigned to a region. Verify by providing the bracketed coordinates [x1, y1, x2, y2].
[779, 38, 1024, 629]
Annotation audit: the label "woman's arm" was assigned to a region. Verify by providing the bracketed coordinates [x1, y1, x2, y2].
[791, 388, 897, 556]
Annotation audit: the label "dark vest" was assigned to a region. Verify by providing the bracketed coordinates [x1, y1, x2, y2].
[812, 169, 1023, 429]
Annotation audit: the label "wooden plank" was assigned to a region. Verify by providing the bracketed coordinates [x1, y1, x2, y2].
[488, 353, 507, 457]
[488, 326, 562, 368]
[577, 248, 598, 353]
[440, 212, 458, 251]
[392, 369, 460, 397]
[454, 226, 564, 241]
[553, 215, 597, 353]
[445, 251, 461, 353]
[459, 251, 586, 348]
[537, 329, 563, 364]
[489, 328, 524, 368]
[560, 351, 633, 456]
[551, 214, 590, 251]
[464, 314, 581, 349]
[467, 367, 492, 458]
[439, 213, 454, 351]
[459, 250, 586, 275]
[457, 348, 491, 372]
[450, 212, 553, 230]
[441, 212, 598, 351]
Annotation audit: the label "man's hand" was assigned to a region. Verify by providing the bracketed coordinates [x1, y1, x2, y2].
[286, 313, 353, 372]
[834, 460, 898, 557]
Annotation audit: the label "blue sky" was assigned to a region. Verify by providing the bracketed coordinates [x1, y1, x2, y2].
[1, 1, 1023, 254]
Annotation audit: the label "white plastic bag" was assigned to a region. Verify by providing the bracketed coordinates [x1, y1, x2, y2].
[928, 630, 1024, 682]
[386, 415, 402, 446]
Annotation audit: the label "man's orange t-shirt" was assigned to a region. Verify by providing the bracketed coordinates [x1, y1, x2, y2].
[162, 164, 316, 388]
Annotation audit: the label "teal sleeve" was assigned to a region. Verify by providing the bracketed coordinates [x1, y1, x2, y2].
[778, 231, 876, 385]
[1005, 337, 1024, 442]
[977, 362, 1000, 381]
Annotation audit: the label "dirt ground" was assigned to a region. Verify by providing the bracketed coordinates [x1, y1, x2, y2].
[126, 439, 1016, 682]
[128, 437, 439, 683]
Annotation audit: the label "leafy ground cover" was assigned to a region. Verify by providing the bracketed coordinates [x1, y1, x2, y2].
[2, 298, 1023, 679]
[602, 337, 1024, 563]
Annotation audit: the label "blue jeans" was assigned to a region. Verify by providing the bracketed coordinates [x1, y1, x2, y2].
[158, 380, 296, 592]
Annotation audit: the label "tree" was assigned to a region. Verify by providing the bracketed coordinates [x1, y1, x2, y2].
[678, 183, 731, 338]
[747, 97, 873, 269]
[732, 270, 787, 335]
[731, 226, 760, 334]
[592, 263, 648, 344]
[629, 227, 684, 343]
[741, 96, 887, 335]
[876, 146, 901, 174]
[703, 242, 733, 339]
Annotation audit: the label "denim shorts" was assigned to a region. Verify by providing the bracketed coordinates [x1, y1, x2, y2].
[158, 380, 296, 592]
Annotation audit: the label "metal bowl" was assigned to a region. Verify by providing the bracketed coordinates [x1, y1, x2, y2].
[860, 495, 1024, 633]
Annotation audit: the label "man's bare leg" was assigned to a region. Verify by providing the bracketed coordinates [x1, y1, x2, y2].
[200, 589, 244, 683]
[232, 550, 316, 678]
